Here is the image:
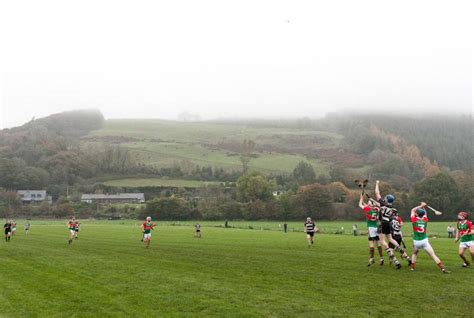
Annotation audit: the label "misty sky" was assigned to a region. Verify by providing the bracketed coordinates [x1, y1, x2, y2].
[0, 0, 472, 129]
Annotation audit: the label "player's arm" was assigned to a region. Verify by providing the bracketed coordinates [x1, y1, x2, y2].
[359, 194, 366, 209]
[454, 224, 461, 242]
[459, 223, 474, 239]
[375, 180, 382, 201]
[411, 202, 426, 218]
[467, 223, 474, 235]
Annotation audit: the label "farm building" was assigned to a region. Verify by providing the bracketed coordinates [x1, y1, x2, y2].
[81, 193, 145, 204]
[17, 190, 52, 204]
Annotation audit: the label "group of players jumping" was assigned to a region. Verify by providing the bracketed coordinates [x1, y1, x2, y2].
[359, 180, 473, 273]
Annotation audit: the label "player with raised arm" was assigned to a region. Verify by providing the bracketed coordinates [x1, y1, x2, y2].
[410, 202, 449, 273]
[141, 216, 155, 248]
[375, 181, 411, 268]
[67, 217, 76, 245]
[304, 217, 317, 247]
[359, 194, 384, 266]
[455, 211, 474, 268]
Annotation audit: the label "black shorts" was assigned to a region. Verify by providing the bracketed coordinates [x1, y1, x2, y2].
[368, 235, 379, 241]
[381, 222, 391, 235]
[4, 230, 11, 235]
[195, 230, 200, 232]
[389, 235, 402, 248]
[75, 229, 79, 232]
[306, 232, 314, 237]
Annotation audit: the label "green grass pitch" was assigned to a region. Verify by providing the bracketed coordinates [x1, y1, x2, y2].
[1, 221, 472, 317]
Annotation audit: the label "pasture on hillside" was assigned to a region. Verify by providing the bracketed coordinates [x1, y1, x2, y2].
[1, 221, 471, 317]
[83, 119, 337, 175]
[103, 178, 224, 188]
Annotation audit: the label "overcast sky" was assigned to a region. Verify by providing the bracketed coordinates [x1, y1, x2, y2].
[0, 0, 472, 128]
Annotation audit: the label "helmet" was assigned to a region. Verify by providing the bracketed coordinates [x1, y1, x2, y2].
[385, 194, 395, 204]
[458, 211, 468, 220]
[306, 217, 311, 221]
[416, 208, 426, 217]
[146, 216, 151, 221]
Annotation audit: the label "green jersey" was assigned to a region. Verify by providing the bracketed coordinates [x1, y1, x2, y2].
[142, 221, 155, 234]
[457, 221, 473, 242]
[364, 206, 378, 228]
[411, 216, 428, 241]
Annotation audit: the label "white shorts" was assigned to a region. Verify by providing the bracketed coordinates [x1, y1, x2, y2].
[143, 233, 151, 240]
[368, 227, 378, 238]
[70, 229, 75, 235]
[459, 241, 474, 249]
[413, 238, 432, 250]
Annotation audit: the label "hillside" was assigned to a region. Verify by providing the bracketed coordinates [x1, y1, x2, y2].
[1, 110, 473, 219]
[82, 119, 340, 180]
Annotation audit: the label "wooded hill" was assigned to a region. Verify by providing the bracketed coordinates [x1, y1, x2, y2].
[0, 110, 472, 219]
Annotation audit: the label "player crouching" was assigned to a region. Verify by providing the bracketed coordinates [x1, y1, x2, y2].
[455, 211, 474, 268]
[410, 203, 449, 273]
[141, 217, 155, 248]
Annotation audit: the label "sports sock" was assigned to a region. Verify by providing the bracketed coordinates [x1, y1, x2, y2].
[377, 246, 383, 257]
[411, 262, 416, 270]
[386, 248, 394, 257]
[437, 262, 445, 271]
[370, 247, 375, 258]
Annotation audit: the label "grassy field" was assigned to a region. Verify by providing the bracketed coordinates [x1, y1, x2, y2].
[83, 119, 337, 175]
[1, 220, 472, 317]
[102, 178, 224, 188]
[123, 141, 330, 175]
[88, 119, 343, 147]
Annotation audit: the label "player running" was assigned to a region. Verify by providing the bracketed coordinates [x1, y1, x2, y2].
[455, 211, 474, 268]
[359, 194, 384, 266]
[24, 222, 31, 236]
[67, 217, 77, 245]
[304, 217, 318, 247]
[74, 219, 80, 239]
[194, 223, 202, 238]
[11, 220, 17, 236]
[410, 202, 449, 273]
[375, 181, 411, 268]
[4, 221, 12, 242]
[141, 216, 155, 248]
